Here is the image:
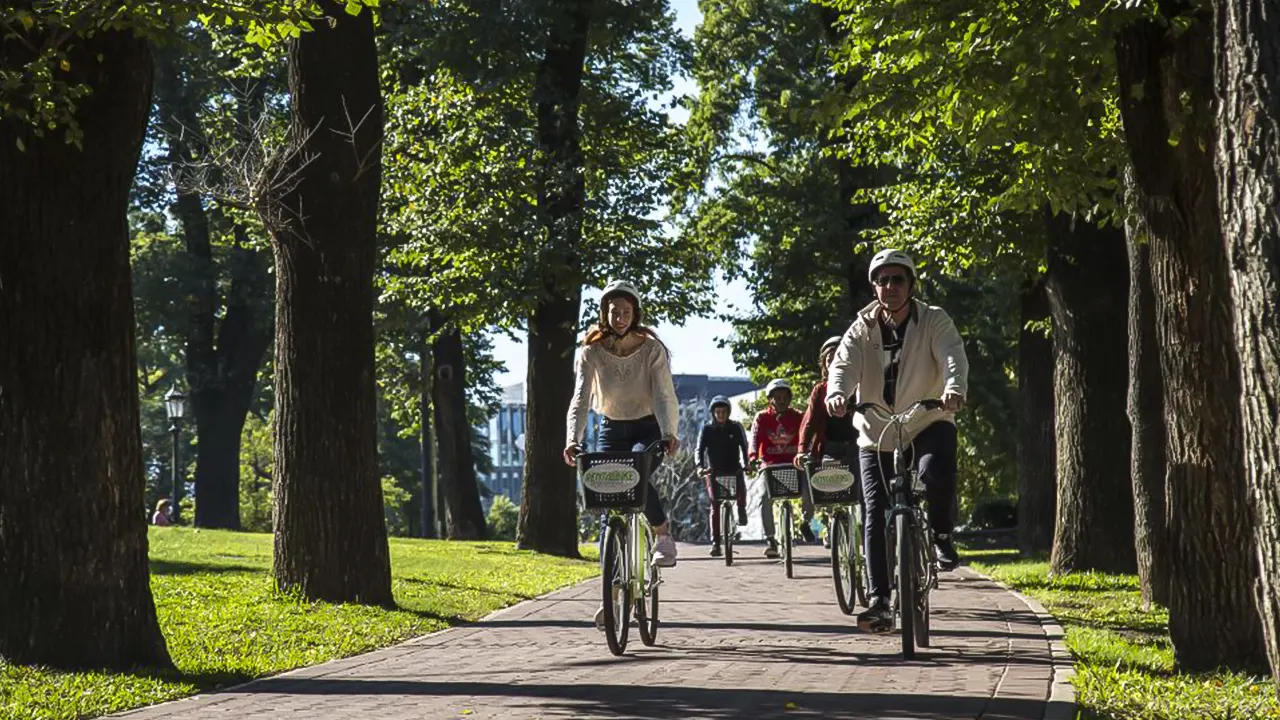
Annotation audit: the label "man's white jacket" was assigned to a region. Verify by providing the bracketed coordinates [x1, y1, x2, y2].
[826, 298, 970, 451]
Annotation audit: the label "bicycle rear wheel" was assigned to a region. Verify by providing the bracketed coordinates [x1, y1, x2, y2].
[783, 502, 794, 578]
[896, 512, 916, 660]
[722, 502, 734, 567]
[636, 545, 659, 646]
[602, 516, 631, 656]
[831, 513, 855, 614]
[914, 523, 931, 648]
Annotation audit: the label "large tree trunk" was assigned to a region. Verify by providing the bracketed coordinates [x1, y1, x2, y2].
[1017, 278, 1055, 557]
[267, 1, 392, 605]
[1045, 214, 1136, 576]
[1123, 197, 1170, 609]
[420, 326, 438, 539]
[155, 49, 273, 530]
[1115, 11, 1268, 672]
[0, 29, 171, 669]
[1214, 0, 1280, 687]
[516, 0, 595, 558]
[431, 317, 488, 539]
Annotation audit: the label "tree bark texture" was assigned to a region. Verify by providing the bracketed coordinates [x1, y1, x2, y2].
[268, 2, 392, 605]
[1045, 214, 1137, 576]
[1123, 200, 1171, 608]
[1214, 0, 1280, 686]
[155, 51, 273, 529]
[420, 326, 438, 539]
[431, 317, 488, 539]
[1017, 278, 1056, 557]
[0, 29, 171, 669]
[1115, 12, 1268, 671]
[516, 0, 595, 558]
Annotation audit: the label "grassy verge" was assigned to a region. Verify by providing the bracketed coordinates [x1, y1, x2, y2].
[1, 528, 598, 720]
[967, 549, 1279, 720]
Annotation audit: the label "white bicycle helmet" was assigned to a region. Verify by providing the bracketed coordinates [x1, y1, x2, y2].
[708, 395, 731, 412]
[867, 249, 917, 282]
[764, 379, 792, 398]
[820, 335, 842, 356]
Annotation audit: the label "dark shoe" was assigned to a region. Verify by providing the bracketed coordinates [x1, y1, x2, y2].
[764, 539, 780, 559]
[737, 506, 748, 526]
[709, 543, 723, 558]
[800, 523, 816, 544]
[857, 596, 894, 634]
[934, 533, 961, 571]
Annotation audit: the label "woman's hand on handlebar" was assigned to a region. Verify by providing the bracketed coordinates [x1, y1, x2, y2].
[942, 390, 966, 412]
[664, 435, 681, 456]
[792, 452, 809, 471]
[562, 443, 581, 467]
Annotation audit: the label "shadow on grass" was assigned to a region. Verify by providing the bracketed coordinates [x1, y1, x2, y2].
[149, 560, 263, 576]
[396, 576, 538, 601]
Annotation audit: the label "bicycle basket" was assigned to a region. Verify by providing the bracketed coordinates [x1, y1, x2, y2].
[579, 451, 652, 511]
[808, 458, 859, 505]
[711, 471, 741, 502]
[763, 463, 803, 499]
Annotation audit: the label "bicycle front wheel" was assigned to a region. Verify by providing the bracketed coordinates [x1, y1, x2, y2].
[831, 513, 855, 614]
[914, 522, 931, 648]
[783, 502, 794, 578]
[896, 511, 916, 660]
[636, 543, 659, 646]
[722, 502, 734, 567]
[602, 516, 631, 656]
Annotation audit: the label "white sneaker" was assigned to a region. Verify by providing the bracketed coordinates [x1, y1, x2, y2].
[594, 604, 605, 631]
[653, 534, 678, 567]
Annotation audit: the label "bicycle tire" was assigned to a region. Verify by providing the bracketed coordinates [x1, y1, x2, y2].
[831, 513, 855, 614]
[896, 511, 915, 660]
[636, 547, 659, 646]
[602, 516, 631, 656]
[722, 503, 734, 567]
[914, 522, 931, 648]
[852, 504, 869, 608]
[783, 502, 794, 579]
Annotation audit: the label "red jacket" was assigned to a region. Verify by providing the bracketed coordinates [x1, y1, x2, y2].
[750, 406, 803, 464]
[799, 380, 856, 459]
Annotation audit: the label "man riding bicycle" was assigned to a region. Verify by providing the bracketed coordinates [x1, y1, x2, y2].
[750, 379, 816, 557]
[696, 395, 750, 557]
[824, 249, 969, 633]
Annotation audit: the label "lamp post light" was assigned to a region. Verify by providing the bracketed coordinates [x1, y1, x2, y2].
[164, 386, 186, 523]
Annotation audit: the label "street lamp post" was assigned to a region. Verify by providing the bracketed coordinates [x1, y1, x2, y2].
[165, 386, 186, 523]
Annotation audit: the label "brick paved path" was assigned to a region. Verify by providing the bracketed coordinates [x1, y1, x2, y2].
[117, 543, 1072, 720]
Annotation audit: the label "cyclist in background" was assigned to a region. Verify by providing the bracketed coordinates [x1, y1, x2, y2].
[564, 281, 681, 627]
[696, 395, 750, 557]
[825, 249, 969, 632]
[749, 379, 815, 558]
[794, 336, 860, 547]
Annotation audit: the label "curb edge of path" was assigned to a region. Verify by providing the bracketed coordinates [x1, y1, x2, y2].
[966, 567, 1077, 720]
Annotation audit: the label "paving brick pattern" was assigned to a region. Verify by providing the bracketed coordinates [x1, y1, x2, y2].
[116, 543, 1067, 720]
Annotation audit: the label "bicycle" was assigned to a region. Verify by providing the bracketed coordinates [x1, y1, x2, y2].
[854, 398, 944, 660]
[760, 463, 804, 578]
[708, 469, 743, 566]
[576, 439, 668, 656]
[806, 455, 867, 615]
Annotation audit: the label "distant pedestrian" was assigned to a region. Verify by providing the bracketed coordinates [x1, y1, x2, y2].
[152, 499, 173, 527]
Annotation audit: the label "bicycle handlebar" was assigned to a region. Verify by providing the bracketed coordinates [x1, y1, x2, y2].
[570, 437, 671, 459]
[853, 398, 944, 422]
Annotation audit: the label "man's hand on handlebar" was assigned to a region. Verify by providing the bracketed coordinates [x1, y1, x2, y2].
[792, 452, 809, 471]
[826, 394, 847, 418]
[942, 390, 966, 412]
[562, 443, 581, 467]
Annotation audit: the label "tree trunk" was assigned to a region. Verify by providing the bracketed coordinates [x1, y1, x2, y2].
[1214, 0, 1280, 687]
[431, 316, 488, 539]
[1045, 213, 1136, 576]
[1115, 11, 1268, 672]
[268, 1, 392, 606]
[0, 29, 171, 669]
[1016, 278, 1055, 557]
[420, 326, 438, 539]
[155, 49, 274, 530]
[1123, 196, 1170, 608]
[516, 0, 595, 558]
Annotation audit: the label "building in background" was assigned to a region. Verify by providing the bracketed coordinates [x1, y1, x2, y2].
[479, 374, 759, 505]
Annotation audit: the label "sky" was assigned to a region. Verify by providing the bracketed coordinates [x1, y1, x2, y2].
[490, 0, 754, 388]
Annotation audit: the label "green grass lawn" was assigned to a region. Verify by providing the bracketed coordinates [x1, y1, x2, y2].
[968, 550, 1280, 720]
[0, 528, 598, 720]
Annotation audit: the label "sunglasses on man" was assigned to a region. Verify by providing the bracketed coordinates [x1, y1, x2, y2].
[873, 274, 909, 288]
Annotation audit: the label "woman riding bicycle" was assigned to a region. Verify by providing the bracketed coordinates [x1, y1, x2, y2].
[824, 249, 969, 632]
[564, 280, 681, 585]
[696, 395, 750, 557]
[794, 336, 860, 546]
